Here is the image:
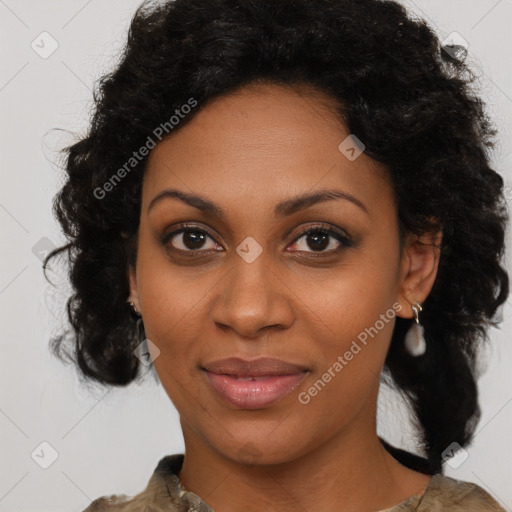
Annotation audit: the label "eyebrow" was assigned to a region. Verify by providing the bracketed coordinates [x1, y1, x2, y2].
[147, 187, 369, 218]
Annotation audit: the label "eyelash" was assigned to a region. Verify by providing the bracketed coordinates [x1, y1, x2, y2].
[161, 222, 353, 258]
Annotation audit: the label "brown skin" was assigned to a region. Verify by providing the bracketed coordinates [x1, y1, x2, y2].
[128, 82, 442, 512]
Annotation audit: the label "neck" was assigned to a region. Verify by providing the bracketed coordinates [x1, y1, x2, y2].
[178, 410, 431, 512]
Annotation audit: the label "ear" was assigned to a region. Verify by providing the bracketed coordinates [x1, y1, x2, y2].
[395, 228, 443, 319]
[127, 264, 140, 311]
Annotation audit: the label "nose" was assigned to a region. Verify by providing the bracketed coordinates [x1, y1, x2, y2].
[210, 248, 295, 339]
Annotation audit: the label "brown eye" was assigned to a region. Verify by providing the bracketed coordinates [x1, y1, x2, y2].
[288, 226, 353, 254]
[162, 226, 221, 253]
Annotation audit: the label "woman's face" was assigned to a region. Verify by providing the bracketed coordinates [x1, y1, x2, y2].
[129, 82, 434, 465]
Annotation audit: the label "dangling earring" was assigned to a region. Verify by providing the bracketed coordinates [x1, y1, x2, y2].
[134, 316, 160, 385]
[128, 301, 160, 385]
[404, 301, 426, 357]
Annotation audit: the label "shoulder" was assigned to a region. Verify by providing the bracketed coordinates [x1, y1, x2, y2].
[81, 455, 187, 512]
[81, 480, 179, 512]
[416, 474, 506, 511]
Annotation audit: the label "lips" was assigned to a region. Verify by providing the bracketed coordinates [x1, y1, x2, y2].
[201, 357, 309, 409]
[202, 356, 309, 377]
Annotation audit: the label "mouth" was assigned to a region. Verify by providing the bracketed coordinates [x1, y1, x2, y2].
[201, 357, 309, 410]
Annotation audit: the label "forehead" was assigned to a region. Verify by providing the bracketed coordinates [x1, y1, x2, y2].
[142, 82, 394, 218]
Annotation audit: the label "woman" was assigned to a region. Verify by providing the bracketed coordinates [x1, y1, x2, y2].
[45, 0, 509, 510]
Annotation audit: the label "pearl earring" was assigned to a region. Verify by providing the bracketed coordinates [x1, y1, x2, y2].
[404, 301, 426, 356]
[128, 301, 141, 317]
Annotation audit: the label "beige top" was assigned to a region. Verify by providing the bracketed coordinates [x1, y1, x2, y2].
[82, 454, 506, 512]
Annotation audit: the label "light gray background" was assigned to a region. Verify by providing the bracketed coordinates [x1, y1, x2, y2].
[1, 1, 511, 511]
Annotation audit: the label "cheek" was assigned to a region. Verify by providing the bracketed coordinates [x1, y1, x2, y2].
[298, 247, 400, 408]
[135, 229, 206, 339]
[134, 248, 207, 395]
[309, 256, 398, 344]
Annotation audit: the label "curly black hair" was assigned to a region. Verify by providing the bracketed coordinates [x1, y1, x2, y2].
[44, 0, 509, 476]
